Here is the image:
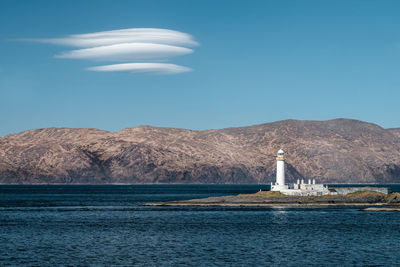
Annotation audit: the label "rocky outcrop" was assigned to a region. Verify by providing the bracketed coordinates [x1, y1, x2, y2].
[1, 118, 400, 184]
[144, 191, 400, 207]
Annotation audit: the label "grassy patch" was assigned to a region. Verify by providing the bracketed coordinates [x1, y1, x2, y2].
[237, 190, 287, 198]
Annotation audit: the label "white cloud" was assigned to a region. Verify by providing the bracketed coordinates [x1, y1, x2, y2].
[56, 43, 193, 61]
[87, 63, 192, 75]
[28, 28, 197, 75]
[37, 28, 198, 47]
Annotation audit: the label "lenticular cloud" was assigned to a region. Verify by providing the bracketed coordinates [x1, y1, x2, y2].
[40, 28, 198, 48]
[56, 43, 193, 61]
[87, 63, 192, 75]
[35, 28, 197, 75]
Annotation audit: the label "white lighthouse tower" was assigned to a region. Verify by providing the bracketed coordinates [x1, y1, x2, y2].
[271, 149, 288, 191]
[276, 149, 285, 187]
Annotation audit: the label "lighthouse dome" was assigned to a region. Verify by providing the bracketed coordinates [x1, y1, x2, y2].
[277, 149, 284, 156]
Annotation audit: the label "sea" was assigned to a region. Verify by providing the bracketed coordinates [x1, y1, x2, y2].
[1, 184, 400, 266]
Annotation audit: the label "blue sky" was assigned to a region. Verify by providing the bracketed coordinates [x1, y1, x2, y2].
[1, 0, 400, 136]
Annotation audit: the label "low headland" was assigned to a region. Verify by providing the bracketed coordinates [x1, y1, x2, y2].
[144, 190, 400, 211]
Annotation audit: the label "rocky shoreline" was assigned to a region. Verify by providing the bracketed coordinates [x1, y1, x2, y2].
[144, 190, 400, 209]
[361, 206, 400, 211]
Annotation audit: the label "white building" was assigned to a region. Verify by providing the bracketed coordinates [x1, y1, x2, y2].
[270, 149, 330, 196]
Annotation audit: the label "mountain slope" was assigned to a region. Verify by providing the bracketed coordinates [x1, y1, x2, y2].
[1, 119, 400, 184]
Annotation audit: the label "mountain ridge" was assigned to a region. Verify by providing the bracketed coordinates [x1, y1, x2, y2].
[1, 118, 399, 184]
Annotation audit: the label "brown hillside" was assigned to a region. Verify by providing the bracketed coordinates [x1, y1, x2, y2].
[1, 119, 400, 184]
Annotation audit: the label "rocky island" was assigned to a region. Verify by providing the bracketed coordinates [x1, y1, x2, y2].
[144, 190, 400, 209]
[146, 148, 400, 210]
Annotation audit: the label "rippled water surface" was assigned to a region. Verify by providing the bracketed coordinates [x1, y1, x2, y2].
[1, 184, 400, 266]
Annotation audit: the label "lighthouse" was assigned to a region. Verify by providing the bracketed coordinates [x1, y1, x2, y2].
[270, 149, 330, 195]
[276, 149, 285, 187]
